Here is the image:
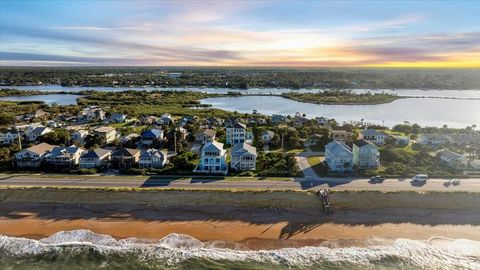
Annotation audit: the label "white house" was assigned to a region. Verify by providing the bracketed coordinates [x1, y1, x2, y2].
[193, 141, 228, 175]
[261, 130, 275, 144]
[14, 142, 56, 168]
[225, 122, 247, 145]
[93, 126, 118, 144]
[79, 148, 112, 168]
[0, 130, 19, 145]
[78, 106, 106, 122]
[138, 149, 167, 169]
[230, 143, 257, 171]
[325, 140, 353, 173]
[360, 129, 387, 146]
[418, 134, 453, 146]
[315, 116, 329, 126]
[352, 139, 380, 169]
[439, 149, 466, 169]
[45, 146, 86, 167]
[159, 113, 173, 125]
[27, 126, 52, 142]
[72, 129, 89, 145]
[110, 113, 127, 123]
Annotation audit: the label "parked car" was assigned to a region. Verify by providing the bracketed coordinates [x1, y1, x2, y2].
[369, 176, 385, 183]
[412, 174, 428, 183]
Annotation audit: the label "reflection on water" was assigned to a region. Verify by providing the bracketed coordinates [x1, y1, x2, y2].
[0, 94, 81, 105]
[200, 96, 480, 128]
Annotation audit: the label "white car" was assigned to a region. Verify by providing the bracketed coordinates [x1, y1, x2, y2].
[412, 174, 428, 183]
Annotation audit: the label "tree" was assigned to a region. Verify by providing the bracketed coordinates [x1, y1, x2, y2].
[0, 112, 15, 125]
[39, 129, 71, 145]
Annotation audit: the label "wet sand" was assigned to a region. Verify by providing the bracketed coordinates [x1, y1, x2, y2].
[1, 203, 479, 250]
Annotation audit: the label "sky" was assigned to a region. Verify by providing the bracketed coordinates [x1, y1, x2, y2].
[0, 0, 479, 67]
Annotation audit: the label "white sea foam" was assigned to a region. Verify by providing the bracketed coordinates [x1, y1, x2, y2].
[1, 230, 479, 269]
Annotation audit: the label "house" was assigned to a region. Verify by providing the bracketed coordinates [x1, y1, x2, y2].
[110, 113, 127, 123]
[325, 140, 353, 173]
[193, 141, 228, 175]
[230, 143, 257, 171]
[178, 127, 188, 141]
[418, 133, 453, 146]
[304, 134, 324, 147]
[45, 146, 86, 167]
[292, 117, 309, 127]
[225, 122, 247, 145]
[14, 142, 56, 168]
[205, 117, 223, 127]
[27, 126, 52, 142]
[140, 128, 163, 146]
[26, 110, 49, 120]
[179, 115, 197, 126]
[72, 130, 89, 145]
[394, 136, 410, 146]
[439, 150, 466, 169]
[328, 126, 356, 142]
[140, 115, 160, 125]
[93, 126, 118, 144]
[46, 120, 61, 128]
[121, 133, 140, 144]
[0, 130, 19, 145]
[79, 148, 112, 168]
[315, 116, 329, 126]
[271, 114, 286, 124]
[159, 113, 173, 125]
[110, 148, 141, 169]
[261, 130, 275, 144]
[361, 129, 387, 146]
[352, 139, 380, 169]
[138, 149, 167, 169]
[78, 106, 106, 122]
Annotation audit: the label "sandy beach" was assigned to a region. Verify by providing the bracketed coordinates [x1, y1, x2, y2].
[1, 202, 479, 250]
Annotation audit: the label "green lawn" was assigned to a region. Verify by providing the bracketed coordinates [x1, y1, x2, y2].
[307, 155, 327, 176]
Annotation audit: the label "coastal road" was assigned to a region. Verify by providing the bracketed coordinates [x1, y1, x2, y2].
[1, 174, 479, 192]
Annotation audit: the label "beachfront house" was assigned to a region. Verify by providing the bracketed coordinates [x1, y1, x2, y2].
[140, 128, 163, 146]
[360, 129, 387, 146]
[325, 140, 353, 173]
[138, 149, 167, 169]
[225, 122, 247, 145]
[14, 142, 56, 168]
[110, 148, 141, 168]
[79, 148, 112, 168]
[193, 141, 228, 175]
[93, 126, 118, 144]
[230, 143, 257, 171]
[352, 139, 380, 169]
[45, 146, 86, 167]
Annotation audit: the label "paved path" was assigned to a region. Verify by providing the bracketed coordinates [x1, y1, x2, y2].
[0, 174, 479, 192]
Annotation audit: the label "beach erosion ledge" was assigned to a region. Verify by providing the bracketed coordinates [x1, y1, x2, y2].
[0, 187, 479, 249]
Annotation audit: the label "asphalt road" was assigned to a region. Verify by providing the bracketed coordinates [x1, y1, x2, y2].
[0, 174, 479, 192]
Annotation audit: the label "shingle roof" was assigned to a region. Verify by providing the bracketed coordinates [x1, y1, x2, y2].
[195, 128, 216, 137]
[231, 143, 257, 156]
[81, 148, 111, 159]
[141, 129, 163, 138]
[23, 142, 56, 155]
[94, 126, 115, 133]
[326, 140, 352, 155]
[111, 148, 140, 157]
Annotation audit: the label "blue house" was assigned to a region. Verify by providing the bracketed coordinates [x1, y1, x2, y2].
[141, 129, 164, 146]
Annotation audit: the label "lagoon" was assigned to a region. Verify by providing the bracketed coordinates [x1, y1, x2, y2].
[200, 96, 480, 128]
[0, 94, 81, 105]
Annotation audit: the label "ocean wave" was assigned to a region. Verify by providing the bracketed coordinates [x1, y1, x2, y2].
[0, 230, 479, 269]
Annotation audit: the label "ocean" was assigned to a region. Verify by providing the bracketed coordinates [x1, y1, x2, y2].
[0, 230, 479, 269]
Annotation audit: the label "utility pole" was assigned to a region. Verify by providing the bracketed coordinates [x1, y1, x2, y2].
[173, 128, 177, 154]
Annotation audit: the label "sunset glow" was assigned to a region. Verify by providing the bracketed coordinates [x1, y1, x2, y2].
[1, 0, 479, 67]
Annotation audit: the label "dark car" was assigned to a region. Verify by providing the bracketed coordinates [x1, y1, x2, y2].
[369, 176, 386, 183]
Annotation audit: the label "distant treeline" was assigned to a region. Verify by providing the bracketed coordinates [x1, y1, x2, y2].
[1, 67, 479, 90]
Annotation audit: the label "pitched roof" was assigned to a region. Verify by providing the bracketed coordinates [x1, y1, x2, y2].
[49, 146, 85, 156]
[81, 148, 111, 159]
[354, 139, 376, 148]
[326, 140, 352, 155]
[111, 148, 140, 157]
[94, 126, 115, 133]
[261, 130, 274, 137]
[226, 122, 246, 129]
[202, 141, 224, 152]
[32, 126, 51, 134]
[231, 143, 257, 156]
[361, 129, 385, 136]
[140, 149, 166, 158]
[195, 128, 216, 137]
[141, 128, 163, 138]
[23, 142, 56, 155]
